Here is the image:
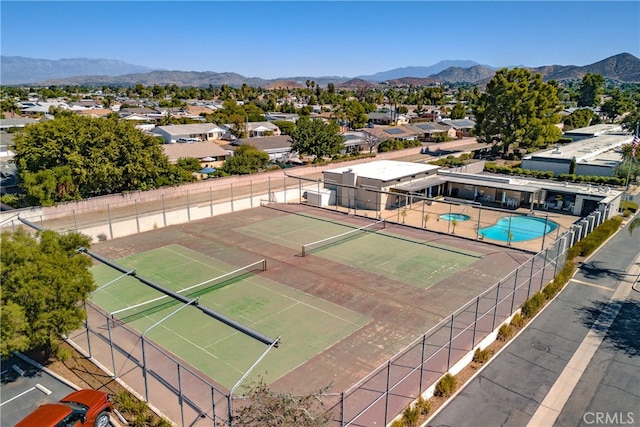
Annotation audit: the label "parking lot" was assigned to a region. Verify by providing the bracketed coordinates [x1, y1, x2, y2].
[1, 354, 77, 426]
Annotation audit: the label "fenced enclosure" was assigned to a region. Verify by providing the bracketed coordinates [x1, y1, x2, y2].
[6, 168, 609, 427]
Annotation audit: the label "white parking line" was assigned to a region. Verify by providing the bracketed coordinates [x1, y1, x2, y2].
[0, 384, 51, 407]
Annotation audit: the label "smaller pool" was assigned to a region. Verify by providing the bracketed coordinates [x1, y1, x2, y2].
[440, 213, 471, 221]
[479, 216, 558, 242]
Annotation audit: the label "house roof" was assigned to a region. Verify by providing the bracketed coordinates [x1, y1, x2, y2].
[440, 119, 476, 129]
[162, 141, 229, 162]
[247, 121, 279, 132]
[153, 123, 225, 136]
[233, 135, 292, 151]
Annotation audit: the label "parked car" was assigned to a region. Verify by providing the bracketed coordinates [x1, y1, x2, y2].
[16, 389, 113, 427]
[176, 137, 201, 143]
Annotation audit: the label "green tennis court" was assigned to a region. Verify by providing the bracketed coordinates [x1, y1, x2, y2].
[89, 245, 370, 388]
[235, 214, 482, 288]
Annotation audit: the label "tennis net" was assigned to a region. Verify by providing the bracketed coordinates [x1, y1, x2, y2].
[301, 219, 386, 257]
[109, 259, 267, 324]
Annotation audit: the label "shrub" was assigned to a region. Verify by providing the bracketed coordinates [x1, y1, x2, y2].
[623, 199, 640, 213]
[390, 420, 406, 427]
[522, 292, 546, 318]
[497, 323, 514, 341]
[55, 345, 73, 362]
[402, 405, 420, 427]
[510, 312, 525, 328]
[415, 395, 431, 415]
[473, 347, 490, 364]
[434, 373, 457, 397]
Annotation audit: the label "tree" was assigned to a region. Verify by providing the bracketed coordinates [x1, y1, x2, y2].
[13, 112, 189, 206]
[176, 157, 203, 172]
[601, 88, 635, 122]
[272, 120, 296, 136]
[231, 378, 331, 427]
[577, 73, 605, 107]
[291, 117, 344, 161]
[472, 68, 562, 157]
[450, 102, 467, 120]
[563, 108, 594, 130]
[219, 144, 270, 175]
[1, 228, 95, 356]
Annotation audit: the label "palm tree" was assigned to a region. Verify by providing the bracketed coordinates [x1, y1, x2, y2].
[451, 218, 458, 234]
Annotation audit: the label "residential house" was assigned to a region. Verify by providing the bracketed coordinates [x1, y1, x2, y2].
[0, 117, 39, 130]
[266, 112, 300, 123]
[246, 121, 281, 138]
[367, 112, 411, 126]
[440, 119, 476, 138]
[229, 135, 294, 162]
[406, 122, 457, 141]
[152, 123, 227, 144]
[162, 141, 229, 168]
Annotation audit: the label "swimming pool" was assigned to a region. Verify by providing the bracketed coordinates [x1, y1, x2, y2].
[478, 216, 558, 242]
[440, 213, 471, 221]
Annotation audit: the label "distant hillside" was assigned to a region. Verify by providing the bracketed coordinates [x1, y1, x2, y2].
[4, 53, 638, 87]
[530, 52, 640, 82]
[264, 80, 305, 89]
[38, 70, 271, 88]
[336, 78, 380, 90]
[384, 77, 439, 86]
[1, 56, 153, 84]
[357, 60, 482, 82]
[430, 65, 497, 83]
[429, 53, 640, 84]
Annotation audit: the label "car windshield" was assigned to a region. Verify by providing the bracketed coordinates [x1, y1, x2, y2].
[62, 401, 88, 412]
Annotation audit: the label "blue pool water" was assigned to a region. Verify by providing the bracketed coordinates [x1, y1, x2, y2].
[479, 216, 558, 242]
[440, 213, 471, 221]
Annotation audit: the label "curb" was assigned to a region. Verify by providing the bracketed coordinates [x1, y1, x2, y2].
[421, 217, 628, 426]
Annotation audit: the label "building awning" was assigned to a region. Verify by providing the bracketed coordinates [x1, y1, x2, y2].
[443, 175, 542, 193]
[392, 176, 444, 192]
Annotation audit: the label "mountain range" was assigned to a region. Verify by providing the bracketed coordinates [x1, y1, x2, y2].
[1, 53, 639, 87]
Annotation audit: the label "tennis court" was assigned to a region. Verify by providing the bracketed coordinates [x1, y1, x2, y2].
[85, 203, 532, 397]
[235, 214, 482, 288]
[89, 244, 370, 388]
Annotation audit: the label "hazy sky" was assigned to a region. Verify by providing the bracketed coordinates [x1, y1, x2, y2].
[2, 1, 638, 79]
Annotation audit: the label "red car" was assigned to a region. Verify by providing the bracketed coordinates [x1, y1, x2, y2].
[15, 389, 113, 427]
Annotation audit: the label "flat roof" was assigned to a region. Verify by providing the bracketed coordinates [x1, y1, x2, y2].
[523, 133, 633, 163]
[324, 160, 440, 181]
[324, 160, 440, 182]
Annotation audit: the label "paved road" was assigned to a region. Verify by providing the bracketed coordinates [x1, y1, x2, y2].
[427, 215, 640, 427]
[1, 355, 76, 426]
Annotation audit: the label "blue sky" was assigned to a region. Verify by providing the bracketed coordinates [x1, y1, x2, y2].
[2, 1, 638, 79]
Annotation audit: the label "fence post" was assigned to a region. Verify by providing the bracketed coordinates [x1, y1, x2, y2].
[341, 391, 345, 427]
[492, 281, 501, 330]
[135, 200, 140, 233]
[472, 296, 480, 347]
[161, 194, 167, 227]
[527, 257, 535, 299]
[251, 180, 254, 208]
[447, 314, 454, 370]
[419, 334, 426, 393]
[107, 204, 114, 239]
[283, 176, 287, 203]
[84, 302, 92, 358]
[177, 365, 185, 427]
[384, 360, 391, 425]
[209, 187, 214, 217]
[540, 248, 550, 290]
[106, 319, 116, 379]
[231, 183, 234, 212]
[511, 269, 519, 314]
[73, 209, 78, 231]
[186, 191, 191, 222]
[142, 336, 149, 401]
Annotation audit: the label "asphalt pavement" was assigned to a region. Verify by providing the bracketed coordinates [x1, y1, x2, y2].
[426, 214, 640, 427]
[1, 354, 76, 426]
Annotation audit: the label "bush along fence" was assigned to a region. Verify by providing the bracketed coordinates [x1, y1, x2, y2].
[483, 163, 626, 186]
[388, 215, 623, 427]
